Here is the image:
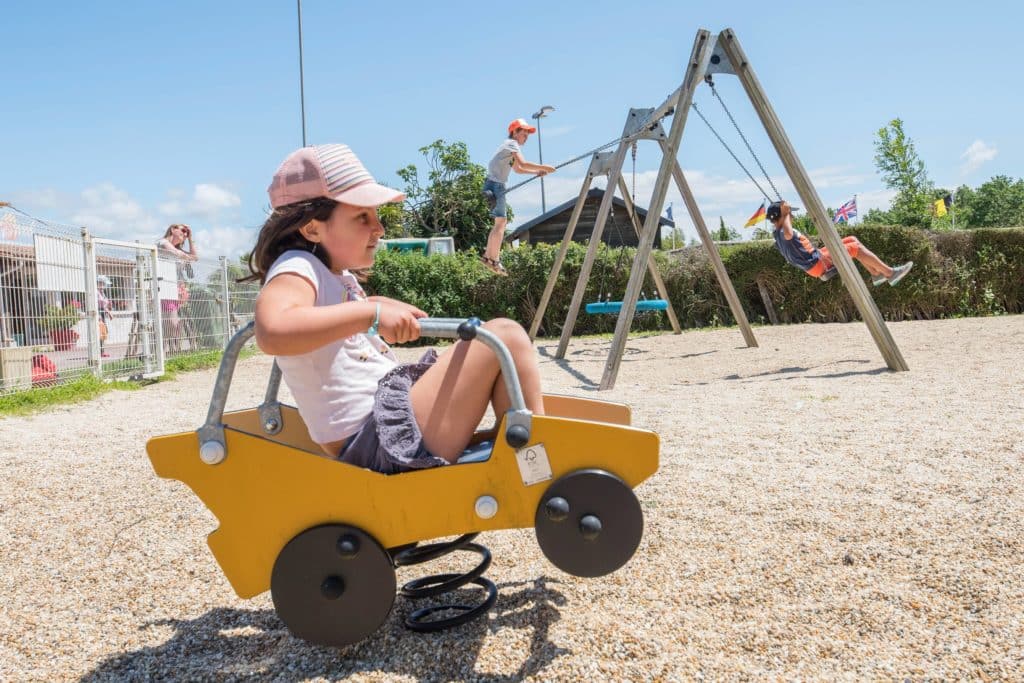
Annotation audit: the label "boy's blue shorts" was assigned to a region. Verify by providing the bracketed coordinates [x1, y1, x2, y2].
[483, 179, 507, 219]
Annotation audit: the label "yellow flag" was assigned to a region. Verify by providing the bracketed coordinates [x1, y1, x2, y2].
[933, 198, 947, 217]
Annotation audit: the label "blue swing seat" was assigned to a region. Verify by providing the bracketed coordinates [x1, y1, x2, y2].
[585, 299, 669, 315]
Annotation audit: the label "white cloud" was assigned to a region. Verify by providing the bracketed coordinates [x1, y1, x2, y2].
[850, 189, 896, 216]
[72, 183, 160, 236]
[8, 182, 254, 259]
[193, 224, 259, 259]
[960, 140, 997, 175]
[9, 187, 66, 211]
[538, 124, 574, 139]
[158, 183, 241, 219]
[808, 166, 868, 189]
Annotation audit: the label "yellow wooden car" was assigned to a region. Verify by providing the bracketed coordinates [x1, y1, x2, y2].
[147, 319, 659, 646]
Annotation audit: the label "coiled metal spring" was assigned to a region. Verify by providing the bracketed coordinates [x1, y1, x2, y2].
[392, 533, 498, 632]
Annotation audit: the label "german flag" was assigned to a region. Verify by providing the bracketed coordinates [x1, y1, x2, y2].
[744, 202, 766, 228]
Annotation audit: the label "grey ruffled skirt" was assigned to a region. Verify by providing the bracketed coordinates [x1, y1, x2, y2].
[338, 349, 449, 474]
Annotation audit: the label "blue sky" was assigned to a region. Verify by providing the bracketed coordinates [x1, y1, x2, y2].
[3, 0, 1019, 257]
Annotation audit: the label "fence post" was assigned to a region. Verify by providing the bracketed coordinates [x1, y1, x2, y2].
[81, 228, 101, 376]
[149, 247, 165, 372]
[131, 247, 147, 373]
[755, 277, 780, 325]
[220, 256, 231, 345]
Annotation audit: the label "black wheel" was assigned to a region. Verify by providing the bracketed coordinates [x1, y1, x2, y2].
[271, 524, 396, 647]
[534, 469, 643, 577]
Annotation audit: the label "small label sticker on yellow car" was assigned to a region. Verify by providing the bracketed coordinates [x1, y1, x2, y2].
[515, 443, 553, 486]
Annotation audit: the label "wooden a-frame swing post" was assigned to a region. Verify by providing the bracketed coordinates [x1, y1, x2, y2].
[554, 139, 632, 359]
[613, 174, 681, 333]
[528, 153, 606, 340]
[715, 28, 908, 371]
[595, 30, 715, 390]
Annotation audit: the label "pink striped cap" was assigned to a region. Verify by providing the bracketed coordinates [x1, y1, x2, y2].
[267, 144, 405, 209]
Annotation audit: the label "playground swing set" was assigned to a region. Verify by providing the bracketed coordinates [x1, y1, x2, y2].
[521, 28, 908, 390]
[146, 27, 908, 651]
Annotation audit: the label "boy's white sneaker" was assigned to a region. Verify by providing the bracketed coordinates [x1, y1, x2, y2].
[888, 261, 914, 286]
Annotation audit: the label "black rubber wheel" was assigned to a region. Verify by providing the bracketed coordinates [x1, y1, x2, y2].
[534, 469, 643, 577]
[271, 524, 396, 647]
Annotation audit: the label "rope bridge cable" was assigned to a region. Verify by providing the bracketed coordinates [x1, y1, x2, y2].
[704, 75, 782, 201]
[503, 134, 630, 194]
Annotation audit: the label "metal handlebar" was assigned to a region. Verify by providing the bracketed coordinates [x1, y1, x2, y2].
[196, 318, 533, 465]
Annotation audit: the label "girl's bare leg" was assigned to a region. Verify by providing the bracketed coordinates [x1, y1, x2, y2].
[410, 318, 543, 462]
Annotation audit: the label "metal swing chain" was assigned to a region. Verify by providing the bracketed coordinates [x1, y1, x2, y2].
[629, 142, 648, 301]
[690, 101, 773, 202]
[704, 75, 782, 201]
[591, 147, 634, 304]
[628, 142, 656, 302]
[593, 143, 645, 305]
[600, 205, 631, 303]
[631, 142, 637, 207]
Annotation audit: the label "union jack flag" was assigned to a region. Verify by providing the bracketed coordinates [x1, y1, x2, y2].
[833, 197, 857, 223]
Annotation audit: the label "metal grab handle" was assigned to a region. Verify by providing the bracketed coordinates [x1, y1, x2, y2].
[417, 318, 527, 413]
[417, 317, 532, 449]
[197, 322, 256, 464]
[198, 318, 533, 465]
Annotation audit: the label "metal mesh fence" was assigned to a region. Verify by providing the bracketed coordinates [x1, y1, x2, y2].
[0, 206, 260, 395]
[156, 249, 259, 363]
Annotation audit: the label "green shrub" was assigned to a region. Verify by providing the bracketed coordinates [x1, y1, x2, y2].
[363, 227, 1024, 337]
[38, 303, 82, 332]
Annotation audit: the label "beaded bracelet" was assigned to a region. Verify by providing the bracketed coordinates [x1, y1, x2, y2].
[367, 302, 381, 336]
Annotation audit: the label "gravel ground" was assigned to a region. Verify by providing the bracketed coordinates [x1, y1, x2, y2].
[2, 315, 1023, 681]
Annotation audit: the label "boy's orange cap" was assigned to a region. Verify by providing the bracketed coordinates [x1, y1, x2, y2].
[507, 118, 537, 135]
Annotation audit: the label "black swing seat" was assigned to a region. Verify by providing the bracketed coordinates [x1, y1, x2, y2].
[585, 299, 669, 315]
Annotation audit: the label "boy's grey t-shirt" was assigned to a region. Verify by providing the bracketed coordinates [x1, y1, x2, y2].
[486, 139, 521, 183]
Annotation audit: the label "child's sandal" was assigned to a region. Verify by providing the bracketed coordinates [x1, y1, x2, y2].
[480, 256, 509, 276]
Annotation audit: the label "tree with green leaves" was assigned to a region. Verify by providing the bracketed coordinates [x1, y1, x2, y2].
[395, 139, 503, 252]
[661, 225, 685, 249]
[870, 118, 934, 227]
[792, 212, 819, 237]
[956, 175, 1024, 228]
[714, 216, 740, 241]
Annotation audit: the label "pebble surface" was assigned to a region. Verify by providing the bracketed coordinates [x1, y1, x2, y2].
[2, 316, 1022, 681]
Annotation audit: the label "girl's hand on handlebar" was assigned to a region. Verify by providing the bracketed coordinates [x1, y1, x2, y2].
[368, 296, 426, 319]
[377, 302, 425, 344]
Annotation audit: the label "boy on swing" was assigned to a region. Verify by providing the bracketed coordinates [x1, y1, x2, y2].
[767, 200, 913, 286]
[481, 118, 556, 276]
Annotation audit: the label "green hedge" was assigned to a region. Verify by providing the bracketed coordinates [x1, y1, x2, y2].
[367, 227, 1024, 337]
